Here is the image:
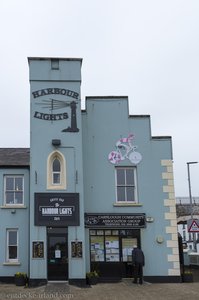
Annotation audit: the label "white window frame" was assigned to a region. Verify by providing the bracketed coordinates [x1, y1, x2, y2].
[6, 229, 19, 263]
[115, 167, 138, 203]
[52, 157, 61, 185]
[47, 150, 66, 190]
[4, 175, 24, 206]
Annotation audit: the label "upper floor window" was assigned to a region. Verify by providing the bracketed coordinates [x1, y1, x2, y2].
[47, 151, 66, 190]
[4, 176, 24, 205]
[6, 229, 18, 262]
[52, 158, 61, 185]
[115, 167, 137, 202]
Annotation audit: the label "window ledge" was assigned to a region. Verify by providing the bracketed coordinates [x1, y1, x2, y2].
[0, 205, 27, 209]
[113, 202, 143, 207]
[3, 262, 21, 266]
[47, 185, 66, 190]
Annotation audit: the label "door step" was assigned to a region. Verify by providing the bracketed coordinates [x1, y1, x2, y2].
[48, 281, 69, 283]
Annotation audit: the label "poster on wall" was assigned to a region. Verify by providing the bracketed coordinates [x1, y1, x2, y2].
[122, 238, 137, 262]
[90, 236, 104, 262]
[55, 249, 61, 258]
[32, 241, 44, 259]
[105, 236, 120, 262]
[71, 241, 83, 258]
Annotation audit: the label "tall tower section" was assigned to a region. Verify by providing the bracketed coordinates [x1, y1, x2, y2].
[28, 58, 85, 285]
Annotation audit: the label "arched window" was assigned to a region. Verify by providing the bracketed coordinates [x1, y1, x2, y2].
[52, 158, 61, 185]
[47, 151, 66, 190]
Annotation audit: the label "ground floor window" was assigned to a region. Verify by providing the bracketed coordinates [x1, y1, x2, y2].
[90, 229, 139, 263]
[6, 229, 18, 262]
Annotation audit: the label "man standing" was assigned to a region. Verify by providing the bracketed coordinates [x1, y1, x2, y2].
[132, 245, 145, 284]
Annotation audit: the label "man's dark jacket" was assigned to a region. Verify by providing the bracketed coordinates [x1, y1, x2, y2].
[132, 248, 145, 266]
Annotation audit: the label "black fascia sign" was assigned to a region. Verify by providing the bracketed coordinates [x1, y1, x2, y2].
[35, 193, 80, 226]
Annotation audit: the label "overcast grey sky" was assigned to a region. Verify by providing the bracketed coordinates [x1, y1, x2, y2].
[0, 0, 199, 197]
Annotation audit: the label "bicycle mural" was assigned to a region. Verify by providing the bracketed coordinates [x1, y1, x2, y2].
[108, 134, 142, 165]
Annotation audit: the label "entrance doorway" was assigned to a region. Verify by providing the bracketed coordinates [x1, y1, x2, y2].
[47, 227, 68, 281]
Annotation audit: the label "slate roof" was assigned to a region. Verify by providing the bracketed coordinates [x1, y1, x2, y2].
[0, 148, 30, 167]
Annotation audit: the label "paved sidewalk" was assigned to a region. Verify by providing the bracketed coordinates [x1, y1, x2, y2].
[1, 280, 199, 300]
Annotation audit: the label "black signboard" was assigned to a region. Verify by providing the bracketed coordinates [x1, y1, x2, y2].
[71, 241, 83, 258]
[85, 213, 146, 229]
[32, 241, 44, 258]
[35, 193, 79, 226]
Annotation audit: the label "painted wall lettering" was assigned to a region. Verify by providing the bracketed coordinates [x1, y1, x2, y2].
[32, 88, 79, 99]
[32, 89, 80, 132]
[34, 111, 68, 121]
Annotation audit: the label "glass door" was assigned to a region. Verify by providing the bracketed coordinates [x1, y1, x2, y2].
[121, 236, 138, 278]
[47, 227, 68, 281]
[122, 237, 137, 262]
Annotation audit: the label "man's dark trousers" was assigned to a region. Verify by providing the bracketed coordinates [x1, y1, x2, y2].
[133, 263, 143, 284]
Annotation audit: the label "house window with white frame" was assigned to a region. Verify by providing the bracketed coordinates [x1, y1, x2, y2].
[4, 176, 24, 205]
[115, 167, 137, 202]
[6, 229, 18, 262]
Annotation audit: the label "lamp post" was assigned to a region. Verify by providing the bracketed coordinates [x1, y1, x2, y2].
[187, 161, 198, 251]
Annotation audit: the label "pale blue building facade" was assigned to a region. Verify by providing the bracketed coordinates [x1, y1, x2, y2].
[0, 57, 180, 285]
